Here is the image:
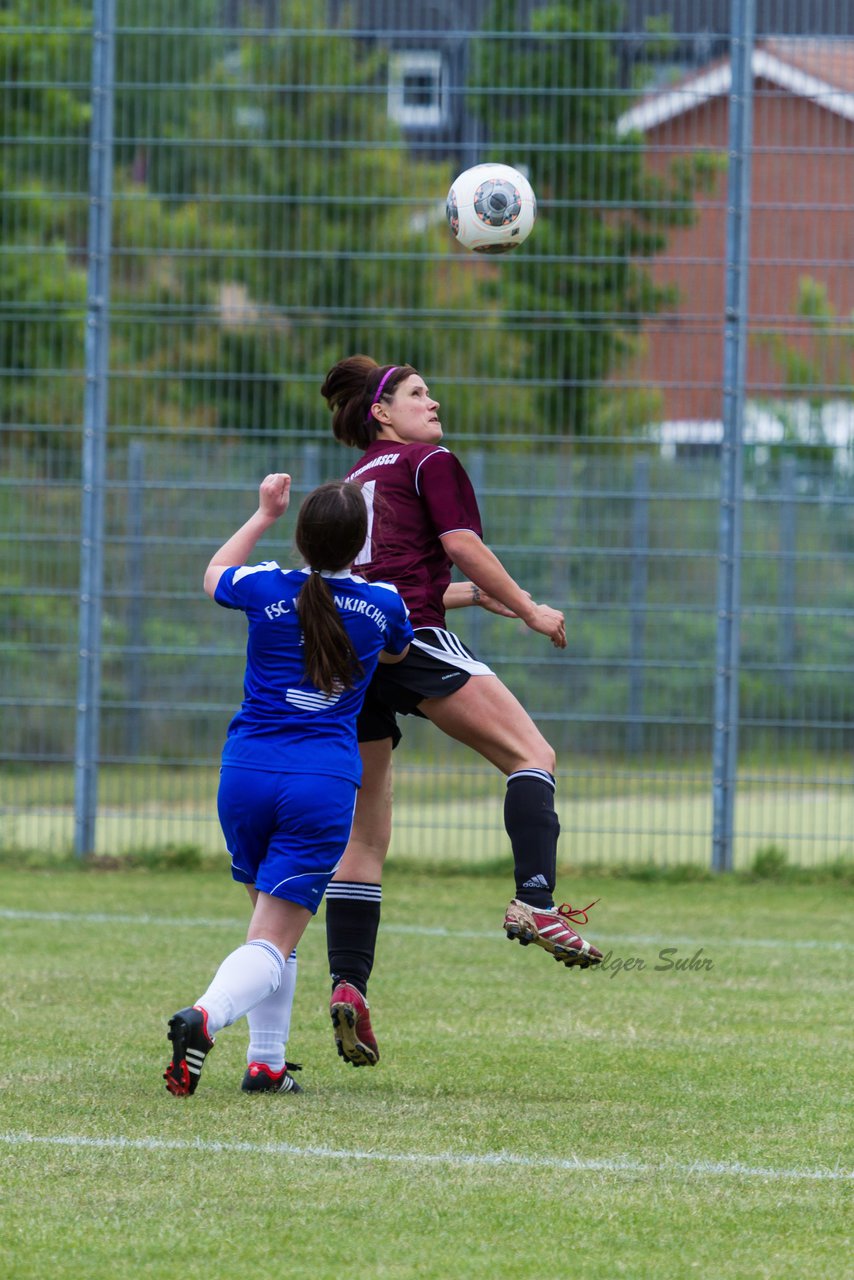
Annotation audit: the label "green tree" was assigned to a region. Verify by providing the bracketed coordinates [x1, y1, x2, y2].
[755, 276, 854, 470]
[469, 0, 716, 437]
[0, 2, 227, 447]
[5, 0, 715, 450]
[162, 1, 453, 433]
[112, 0, 222, 191]
[0, 3, 91, 452]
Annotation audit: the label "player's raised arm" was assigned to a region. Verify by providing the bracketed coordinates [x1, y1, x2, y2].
[204, 473, 291, 598]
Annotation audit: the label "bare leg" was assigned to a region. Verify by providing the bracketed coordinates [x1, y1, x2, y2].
[418, 674, 555, 775]
[246, 891, 312, 958]
[331, 737, 394, 882]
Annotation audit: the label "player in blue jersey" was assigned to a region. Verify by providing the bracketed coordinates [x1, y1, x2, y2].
[163, 473, 412, 1097]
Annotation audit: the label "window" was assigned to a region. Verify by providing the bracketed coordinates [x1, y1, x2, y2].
[388, 51, 447, 128]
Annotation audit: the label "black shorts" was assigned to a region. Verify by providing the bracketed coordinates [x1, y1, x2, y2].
[357, 626, 494, 748]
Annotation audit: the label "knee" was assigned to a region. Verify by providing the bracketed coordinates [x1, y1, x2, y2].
[334, 836, 388, 881]
[523, 737, 555, 776]
[509, 753, 555, 779]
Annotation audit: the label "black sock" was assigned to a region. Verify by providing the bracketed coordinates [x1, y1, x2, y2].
[505, 770, 559, 909]
[325, 882, 382, 996]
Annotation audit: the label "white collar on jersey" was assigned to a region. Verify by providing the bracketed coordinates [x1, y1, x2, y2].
[299, 566, 365, 581]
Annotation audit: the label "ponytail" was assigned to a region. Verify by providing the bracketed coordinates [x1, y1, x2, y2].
[321, 355, 418, 449]
[294, 481, 369, 695]
[297, 573, 364, 696]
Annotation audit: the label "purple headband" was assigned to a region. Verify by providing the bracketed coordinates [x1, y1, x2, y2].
[365, 366, 399, 424]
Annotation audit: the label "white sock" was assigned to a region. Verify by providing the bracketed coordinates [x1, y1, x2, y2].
[246, 950, 298, 1073]
[195, 940, 285, 1037]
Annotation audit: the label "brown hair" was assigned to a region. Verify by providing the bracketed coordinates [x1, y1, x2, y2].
[320, 354, 419, 449]
[294, 481, 368, 695]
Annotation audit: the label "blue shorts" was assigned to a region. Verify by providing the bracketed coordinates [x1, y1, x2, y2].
[217, 767, 357, 913]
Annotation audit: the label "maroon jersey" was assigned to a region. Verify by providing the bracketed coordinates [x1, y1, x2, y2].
[345, 440, 483, 627]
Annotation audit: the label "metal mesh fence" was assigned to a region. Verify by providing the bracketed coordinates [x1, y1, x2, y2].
[2, 0, 852, 868]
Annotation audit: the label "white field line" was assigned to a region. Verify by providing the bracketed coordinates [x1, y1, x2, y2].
[0, 1131, 850, 1182]
[1, 907, 851, 952]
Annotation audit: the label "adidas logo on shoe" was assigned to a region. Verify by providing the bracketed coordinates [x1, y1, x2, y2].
[241, 1061, 304, 1094]
[164, 1006, 215, 1097]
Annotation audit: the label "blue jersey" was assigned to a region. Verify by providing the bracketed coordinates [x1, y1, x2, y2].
[215, 563, 412, 783]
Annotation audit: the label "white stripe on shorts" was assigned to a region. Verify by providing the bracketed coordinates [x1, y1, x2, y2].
[411, 628, 493, 677]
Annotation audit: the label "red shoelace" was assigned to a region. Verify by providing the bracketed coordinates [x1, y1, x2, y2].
[555, 899, 600, 926]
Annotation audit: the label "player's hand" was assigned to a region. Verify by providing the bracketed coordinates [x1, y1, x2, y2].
[258, 473, 291, 520]
[525, 602, 566, 649]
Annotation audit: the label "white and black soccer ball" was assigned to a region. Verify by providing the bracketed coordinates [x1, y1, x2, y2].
[446, 163, 537, 255]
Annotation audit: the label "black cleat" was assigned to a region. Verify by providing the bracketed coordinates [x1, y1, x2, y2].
[164, 1006, 214, 1097]
[241, 1061, 304, 1094]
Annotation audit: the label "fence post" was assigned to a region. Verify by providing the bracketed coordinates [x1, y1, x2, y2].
[711, 0, 755, 872]
[126, 441, 145, 758]
[628, 456, 650, 755]
[300, 441, 321, 492]
[779, 456, 797, 694]
[74, 0, 116, 856]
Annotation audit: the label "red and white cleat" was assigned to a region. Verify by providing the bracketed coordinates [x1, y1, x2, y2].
[330, 981, 380, 1066]
[503, 899, 603, 968]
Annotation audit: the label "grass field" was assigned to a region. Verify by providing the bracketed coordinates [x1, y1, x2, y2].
[1, 863, 851, 1279]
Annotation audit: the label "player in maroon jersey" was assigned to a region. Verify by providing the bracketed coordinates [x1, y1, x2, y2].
[319, 355, 602, 1067]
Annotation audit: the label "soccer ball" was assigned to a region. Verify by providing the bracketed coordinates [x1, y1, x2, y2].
[446, 163, 537, 255]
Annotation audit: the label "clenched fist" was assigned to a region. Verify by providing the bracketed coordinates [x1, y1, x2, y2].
[258, 473, 291, 520]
